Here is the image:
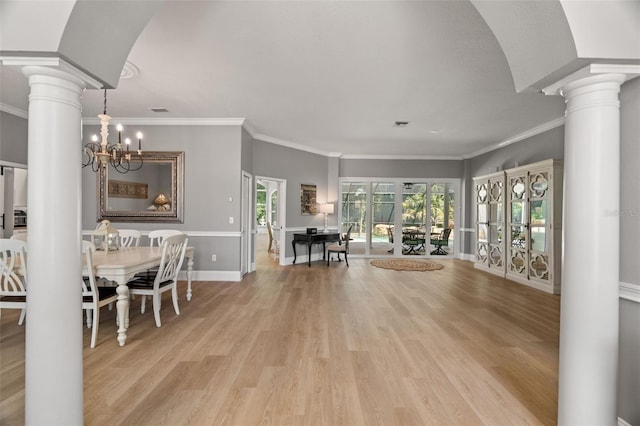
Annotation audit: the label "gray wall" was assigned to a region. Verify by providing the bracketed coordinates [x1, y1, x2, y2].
[82, 124, 243, 272]
[618, 76, 640, 424]
[464, 126, 565, 255]
[252, 140, 330, 259]
[340, 158, 463, 179]
[0, 111, 28, 164]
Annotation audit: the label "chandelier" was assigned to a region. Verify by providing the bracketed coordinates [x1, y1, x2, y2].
[83, 89, 143, 173]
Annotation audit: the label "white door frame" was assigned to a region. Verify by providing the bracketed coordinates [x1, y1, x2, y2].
[255, 175, 286, 266]
[241, 171, 252, 275]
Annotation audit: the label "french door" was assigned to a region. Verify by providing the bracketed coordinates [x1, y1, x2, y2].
[339, 179, 458, 257]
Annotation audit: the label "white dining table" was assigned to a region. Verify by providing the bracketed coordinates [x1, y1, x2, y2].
[86, 246, 194, 346]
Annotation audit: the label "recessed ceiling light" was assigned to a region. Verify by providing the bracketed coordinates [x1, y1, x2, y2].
[394, 121, 409, 127]
[150, 108, 169, 113]
[430, 129, 440, 134]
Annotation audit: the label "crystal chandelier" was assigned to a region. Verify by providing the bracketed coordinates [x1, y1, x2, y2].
[83, 89, 143, 173]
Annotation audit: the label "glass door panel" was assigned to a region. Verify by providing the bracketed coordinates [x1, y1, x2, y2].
[341, 182, 367, 255]
[530, 199, 548, 253]
[402, 183, 427, 255]
[371, 182, 395, 256]
[430, 182, 454, 256]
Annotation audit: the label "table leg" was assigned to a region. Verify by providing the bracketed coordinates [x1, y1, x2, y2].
[308, 242, 312, 267]
[292, 241, 298, 264]
[186, 255, 194, 301]
[115, 283, 129, 346]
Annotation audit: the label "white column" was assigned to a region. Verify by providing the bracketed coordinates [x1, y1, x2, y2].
[557, 73, 626, 425]
[23, 65, 86, 425]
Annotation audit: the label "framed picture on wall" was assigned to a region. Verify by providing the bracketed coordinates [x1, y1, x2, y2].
[300, 184, 317, 215]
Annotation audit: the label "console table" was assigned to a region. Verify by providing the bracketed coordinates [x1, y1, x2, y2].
[292, 232, 341, 267]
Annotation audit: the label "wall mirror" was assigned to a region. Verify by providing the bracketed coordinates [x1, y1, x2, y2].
[98, 151, 184, 222]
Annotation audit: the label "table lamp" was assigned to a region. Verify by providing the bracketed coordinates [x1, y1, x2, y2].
[318, 203, 334, 233]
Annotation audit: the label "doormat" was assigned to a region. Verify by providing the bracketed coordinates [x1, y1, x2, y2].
[370, 259, 444, 272]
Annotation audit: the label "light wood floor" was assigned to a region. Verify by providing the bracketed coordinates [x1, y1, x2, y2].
[1, 236, 560, 425]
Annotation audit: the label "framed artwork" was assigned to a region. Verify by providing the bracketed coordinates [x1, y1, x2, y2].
[300, 183, 317, 215]
[108, 179, 148, 199]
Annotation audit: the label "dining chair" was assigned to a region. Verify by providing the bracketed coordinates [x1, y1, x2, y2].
[327, 226, 352, 267]
[128, 233, 188, 327]
[118, 229, 141, 247]
[0, 239, 28, 325]
[133, 230, 183, 283]
[148, 229, 182, 247]
[82, 241, 119, 348]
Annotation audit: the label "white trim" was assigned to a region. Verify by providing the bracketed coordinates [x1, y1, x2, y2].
[81, 230, 242, 237]
[82, 117, 246, 126]
[464, 117, 566, 159]
[618, 416, 632, 426]
[542, 64, 640, 96]
[179, 270, 242, 282]
[0, 160, 28, 169]
[1, 56, 103, 89]
[253, 133, 333, 157]
[458, 253, 476, 262]
[341, 153, 462, 160]
[0, 103, 28, 119]
[619, 281, 640, 303]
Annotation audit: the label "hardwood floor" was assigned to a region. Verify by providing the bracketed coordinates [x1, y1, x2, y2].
[0, 237, 560, 425]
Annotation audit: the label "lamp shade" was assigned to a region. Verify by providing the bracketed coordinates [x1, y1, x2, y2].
[318, 203, 334, 214]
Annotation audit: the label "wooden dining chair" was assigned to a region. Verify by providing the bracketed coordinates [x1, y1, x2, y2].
[327, 226, 352, 267]
[0, 239, 28, 325]
[81, 241, 119, 348]
[128, 233, 188, 327]
[118, 229, 141, 247]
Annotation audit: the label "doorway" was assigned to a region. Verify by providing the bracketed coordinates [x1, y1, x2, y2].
[255, 176, 286, 268]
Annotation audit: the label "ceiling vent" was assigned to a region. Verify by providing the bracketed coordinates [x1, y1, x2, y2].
[394, 121, 409, 127]
[150, 108, 169, 113]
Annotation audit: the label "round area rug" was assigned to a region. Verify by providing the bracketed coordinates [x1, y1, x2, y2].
[370, 259, 444, 272]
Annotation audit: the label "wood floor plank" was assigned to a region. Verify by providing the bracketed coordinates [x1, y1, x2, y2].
[0, 234, 560, 425]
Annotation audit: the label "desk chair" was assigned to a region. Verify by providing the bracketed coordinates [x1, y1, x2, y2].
[327, 226, 352, 267]
[430, 228, 452, 255]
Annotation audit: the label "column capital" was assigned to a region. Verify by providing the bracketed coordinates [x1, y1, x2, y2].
[542, 63, 640, 96]
[1, 55, 103, 90]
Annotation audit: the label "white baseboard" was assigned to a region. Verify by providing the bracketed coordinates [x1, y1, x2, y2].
[619, 281, 640, 303]
[178, 270, 242, 282]
[618, 417, 632, 426]
[457, 253, 475, 262]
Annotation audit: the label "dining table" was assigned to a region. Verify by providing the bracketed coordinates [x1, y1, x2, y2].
[86, 245, 194, 346]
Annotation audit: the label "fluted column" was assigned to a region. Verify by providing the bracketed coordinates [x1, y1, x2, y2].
[554, 71, 626, 425]
[22, 64, 88, 425]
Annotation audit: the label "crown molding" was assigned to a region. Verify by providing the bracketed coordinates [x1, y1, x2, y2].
[341, 153, 463, 160]
[463, 116, 566, 159]
[81, 117, 246, 126]
[0, 103, 28, 119]
[252, 133, 333, 157]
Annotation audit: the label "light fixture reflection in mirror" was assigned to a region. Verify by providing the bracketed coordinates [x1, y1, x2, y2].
[98, 151, 184, 223]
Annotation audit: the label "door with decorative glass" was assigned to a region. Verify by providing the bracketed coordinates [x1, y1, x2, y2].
[505, 159, 563, 294]
[473, 172, 505, 275]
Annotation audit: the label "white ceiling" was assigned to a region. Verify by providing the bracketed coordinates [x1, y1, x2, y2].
[1, 1, 567, 158]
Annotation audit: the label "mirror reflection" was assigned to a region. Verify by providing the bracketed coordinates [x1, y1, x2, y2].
[98, 151, 184, 223]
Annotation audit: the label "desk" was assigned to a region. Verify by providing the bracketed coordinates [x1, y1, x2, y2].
[292, 232, 340, 267]
[87, 246, 194, 346]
